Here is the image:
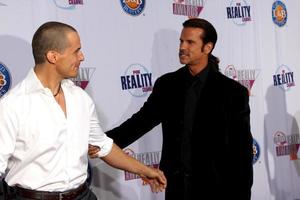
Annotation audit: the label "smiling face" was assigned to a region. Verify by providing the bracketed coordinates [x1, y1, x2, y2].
[54, 31, 84, 79]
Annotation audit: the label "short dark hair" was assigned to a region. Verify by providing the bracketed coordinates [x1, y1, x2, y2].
[183, 18, 219, 66]
[32, 21, 77, 64]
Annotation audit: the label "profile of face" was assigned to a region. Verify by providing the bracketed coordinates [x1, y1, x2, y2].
[55, 31, 84, 79]
[179, 27, 210, 67]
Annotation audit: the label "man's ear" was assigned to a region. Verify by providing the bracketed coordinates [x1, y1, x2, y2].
[204, 42, 214, 55]
[46, 50, 58, 64]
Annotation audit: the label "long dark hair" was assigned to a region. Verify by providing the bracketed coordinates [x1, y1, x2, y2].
[183, 18, 220, 68]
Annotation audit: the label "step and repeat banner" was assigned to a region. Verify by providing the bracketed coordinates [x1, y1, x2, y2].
[0, 0, 300, 199]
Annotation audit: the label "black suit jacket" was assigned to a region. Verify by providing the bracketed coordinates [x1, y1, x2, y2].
[107, 62, 253, 200]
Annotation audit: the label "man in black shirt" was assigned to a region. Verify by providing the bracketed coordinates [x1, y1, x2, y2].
[92, 18, 253, 200]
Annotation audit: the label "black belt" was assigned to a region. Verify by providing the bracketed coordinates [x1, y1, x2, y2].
[11, 182, 88, 200]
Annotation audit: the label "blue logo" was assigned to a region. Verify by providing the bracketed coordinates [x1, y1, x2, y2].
[120, 0, 145, 16]
[252, 138, 260, 164]
[273, 64, 295, 91]
[0, 62, 11, 98]
[226, 0, 251, 25]
[120, 63, 152, 97]
[272, 1, 287, 27]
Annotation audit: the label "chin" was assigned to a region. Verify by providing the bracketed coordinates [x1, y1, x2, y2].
[179, 60, 188, 65]
[69, 72, 78, 78]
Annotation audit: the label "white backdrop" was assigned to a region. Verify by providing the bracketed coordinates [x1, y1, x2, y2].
[0, 0, 300, 199]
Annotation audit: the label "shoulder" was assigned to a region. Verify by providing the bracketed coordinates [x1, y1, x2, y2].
[63, 79, 94, 103]
[0, 80, 27, 118]
[216, 71, 248, 93]
[155, 66, 186, 85]
[0, 79, 26, 105]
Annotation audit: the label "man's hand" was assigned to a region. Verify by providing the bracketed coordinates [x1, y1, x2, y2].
[140, 167, 167, 193]
[89, 144, 167, 192]
[88, 144, 100, 158]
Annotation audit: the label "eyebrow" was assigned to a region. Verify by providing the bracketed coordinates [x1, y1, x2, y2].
[74, 47, 81, 53]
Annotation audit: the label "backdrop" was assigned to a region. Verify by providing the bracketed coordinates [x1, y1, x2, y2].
[0, 0, 299, 199]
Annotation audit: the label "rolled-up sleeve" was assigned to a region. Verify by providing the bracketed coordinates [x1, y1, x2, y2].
[88, 101, 113, 157]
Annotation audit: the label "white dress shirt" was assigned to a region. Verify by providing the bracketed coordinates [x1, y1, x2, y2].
[0, 68, 113, 191]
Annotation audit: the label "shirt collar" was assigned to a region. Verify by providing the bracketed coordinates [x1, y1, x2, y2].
[194, 64, 209, 83]
[184, 64, 210, 86]
[25, 68, 75, 95]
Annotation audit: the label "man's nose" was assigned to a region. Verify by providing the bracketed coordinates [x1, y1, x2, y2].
[79, 51, 84, 61]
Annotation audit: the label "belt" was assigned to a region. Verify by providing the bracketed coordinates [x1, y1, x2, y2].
[13, 182, 88, 200]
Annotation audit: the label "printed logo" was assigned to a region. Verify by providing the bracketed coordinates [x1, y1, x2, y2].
[226, 0, 251, 25]
[272, 1, 287, 27]
[252, 138, 260, 164]
[173, 0, 205, 17]
[274, 131, 300, 160]
[71, 67, 95, 89]
[123, 148, 161, 181]
[224, 65, 260, 96]
[120, 63, 152, 97]
[273, 64, 295, 91]
[53, 0, 83, 10]
[0, 62, 11, 98]
[68, 0, 83, 5]
[120, 0, 145, 16]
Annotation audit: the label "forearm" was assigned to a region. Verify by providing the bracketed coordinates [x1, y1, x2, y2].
[101, 143, 152, 176]
[98, 143, 166, 193]
[106, 111, 160, 149]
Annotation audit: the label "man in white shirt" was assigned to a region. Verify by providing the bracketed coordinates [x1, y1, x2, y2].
[0, 21, 166, 200]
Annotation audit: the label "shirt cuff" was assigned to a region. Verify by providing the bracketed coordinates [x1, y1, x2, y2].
[92, 137, 113, 157]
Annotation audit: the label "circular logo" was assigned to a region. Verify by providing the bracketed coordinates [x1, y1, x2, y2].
[252, 138, 260, 164]
[229, 0, 251, 26]
[273, 131, 287, 145]
[0, 62, 11, 98]
[120, 0, 145, 16]
[272, 1, 287, 27]
[275, 64, 294, 91]
[123, 63, 152, 97]
[53, 0, 76, 10]
[224, 65, 237, 80]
